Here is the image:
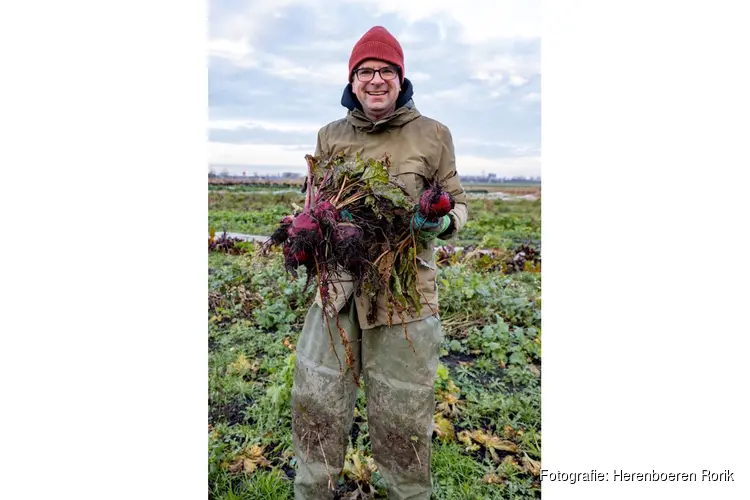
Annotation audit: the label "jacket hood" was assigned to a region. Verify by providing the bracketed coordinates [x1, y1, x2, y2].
[341, 77, 420, 131]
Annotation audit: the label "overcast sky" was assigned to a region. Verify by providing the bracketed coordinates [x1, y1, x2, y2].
[208, 0, 541, 178]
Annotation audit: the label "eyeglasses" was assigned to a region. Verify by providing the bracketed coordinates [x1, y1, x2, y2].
[353, 66, 399, 82]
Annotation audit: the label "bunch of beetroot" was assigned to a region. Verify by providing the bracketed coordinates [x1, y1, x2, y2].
[267, 152, 411, 291]
[267, 155, 457, 300]
[263, 152, 457, 383]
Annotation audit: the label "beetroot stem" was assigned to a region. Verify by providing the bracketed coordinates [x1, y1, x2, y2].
[316, 168, 333, 204]
[336, 192, 368, 209]
[332, 175, 348, 205]
[305, 155, 315, 210]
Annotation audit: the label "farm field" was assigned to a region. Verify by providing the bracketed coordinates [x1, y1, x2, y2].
[208, 185, 542, 499]
[208, 180, 541, 197]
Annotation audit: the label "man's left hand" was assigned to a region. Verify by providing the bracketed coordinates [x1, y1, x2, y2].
[411, 213, 451, 242]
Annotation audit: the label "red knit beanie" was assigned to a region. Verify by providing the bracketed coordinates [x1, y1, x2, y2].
[348, 26, 405, 83]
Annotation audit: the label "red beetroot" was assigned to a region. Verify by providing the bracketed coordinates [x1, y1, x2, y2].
[418, 183, 455, 221]
[282, 241, 313, 279]
[332, 222, 363, 243]
[313, 201, 339, 224]
[289, 212, 319, 238]
[269, 215, 294, 245]
[284, 244, 308, 263]
[294, 248, 309, 264]
[331, 222, 366, 277]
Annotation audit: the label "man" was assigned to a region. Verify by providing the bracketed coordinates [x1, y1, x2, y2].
[291, 25, 468, 500]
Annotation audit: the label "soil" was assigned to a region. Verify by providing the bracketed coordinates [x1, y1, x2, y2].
[208, 337, 218, 352]
[349, 419, 361, 444]
[281, 463, 295, 480]
[440, 352, 477, 368]
[263, 446, 297, 481]
[208, 396, 252, 426]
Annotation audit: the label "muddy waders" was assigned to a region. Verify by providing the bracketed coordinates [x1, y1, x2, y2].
[291, 297, 443, 500]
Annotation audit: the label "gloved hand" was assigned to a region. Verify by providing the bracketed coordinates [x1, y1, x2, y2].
[410, 213, 451, 242]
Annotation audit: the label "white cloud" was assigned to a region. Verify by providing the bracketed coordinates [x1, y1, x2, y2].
[420, 83, 477, 103]
[522, 92, 541, 103]
[342, 0, 540, 42]
[208, 38, 257, 67]
[264, 59, 346, 86]
[470, 52, 539, 86]
[509, 75, 529, 87]
[346, 0, 453, 24]
[209, 46, 348, 86]
[456, 155, 540, 177]
[208, 142, 540, 178]
[458, 140, 540, 158]
[408, 71, 432, 83]
[457, 138, 516, 147]
[279, 39, 358, 54]
[208, 119, 321, 134]
[473, 72, 504, 85]
[208, 142, 316, 169]
[395, 31, 425, 45]
[211, 0, 320, 42]
[448, 3, 540, 43]
[456, 138, 539, 155]
[437, 20, 447, 41]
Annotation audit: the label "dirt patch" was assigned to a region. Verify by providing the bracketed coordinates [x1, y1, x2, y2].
[281, 463, 295, 480]
[441, 352, 477, 369]
[263, 446, 297, 481]
[292, 394, 348, 469]
[361, 375, 433, 486]
[368, 411, 430, 480]
[208, 337, 219, 352]
[349, 420, 361, 445]
[208, 396, 251, 426]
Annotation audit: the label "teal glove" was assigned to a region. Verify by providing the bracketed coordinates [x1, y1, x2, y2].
[411, 213, 451, 242]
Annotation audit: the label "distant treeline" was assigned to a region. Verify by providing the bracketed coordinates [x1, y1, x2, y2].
[460, 175, 541, 184]
[208, 177, 304, 187]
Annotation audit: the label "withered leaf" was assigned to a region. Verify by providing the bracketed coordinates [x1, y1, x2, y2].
[482, 472, 503, 484]
[522, 453, 541, 476]
[227, 444, 271, 474]
[433, 413, 455, 443]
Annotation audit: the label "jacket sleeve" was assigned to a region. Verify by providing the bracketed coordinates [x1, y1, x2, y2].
[303, 127, 327, 194]
[314, 127, 325, 157]
[434, 123, 468, 240]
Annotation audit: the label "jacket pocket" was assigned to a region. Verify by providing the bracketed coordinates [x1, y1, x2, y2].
[416, 254, 438, 299]
[313, 269, 355, 312]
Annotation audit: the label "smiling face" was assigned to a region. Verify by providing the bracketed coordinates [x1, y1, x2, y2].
[351, 59, 402, 121]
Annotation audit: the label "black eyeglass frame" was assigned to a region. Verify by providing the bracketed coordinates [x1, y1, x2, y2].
[352, 65, 400, 82]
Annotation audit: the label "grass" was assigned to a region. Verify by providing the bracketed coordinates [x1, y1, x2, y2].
[208, 184, 542, 499]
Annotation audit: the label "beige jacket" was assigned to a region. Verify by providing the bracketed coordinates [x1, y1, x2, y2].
[312, 97, 468, 329]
